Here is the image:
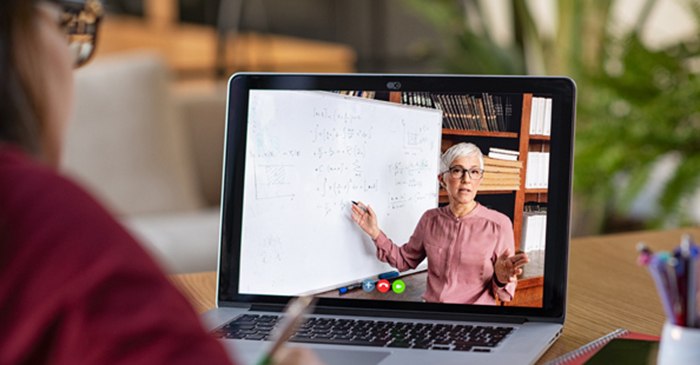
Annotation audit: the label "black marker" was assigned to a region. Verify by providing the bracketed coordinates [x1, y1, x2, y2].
[351, 200, 368, 213]
[339, 283, 363, 295]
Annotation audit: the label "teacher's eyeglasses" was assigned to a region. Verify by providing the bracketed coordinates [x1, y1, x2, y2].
[48, 0, 104, 67]
[442, 166, 484, 180]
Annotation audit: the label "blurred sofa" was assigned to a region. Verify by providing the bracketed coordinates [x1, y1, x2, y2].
[61, 52, 227, 274]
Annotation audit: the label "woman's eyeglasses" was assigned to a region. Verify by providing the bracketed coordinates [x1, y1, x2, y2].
[55, 0, 104, 67]
[442, 166, 484, 180]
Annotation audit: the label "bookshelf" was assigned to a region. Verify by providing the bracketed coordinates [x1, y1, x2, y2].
[349, 90, 546, 307]
[388, 91, 547, 308]
[430, 93, 548, 254]
[386, 92, 549, 249]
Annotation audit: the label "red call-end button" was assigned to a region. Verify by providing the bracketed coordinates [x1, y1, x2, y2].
[377, 279, 391, 293]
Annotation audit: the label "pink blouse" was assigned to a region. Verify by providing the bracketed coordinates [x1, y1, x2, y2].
[374, 203, 517, 305]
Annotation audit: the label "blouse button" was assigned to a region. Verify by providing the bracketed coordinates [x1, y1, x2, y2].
[456, 218, 460, 222]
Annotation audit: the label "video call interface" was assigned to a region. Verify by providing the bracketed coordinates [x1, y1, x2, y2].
[238, 89, 551, 308]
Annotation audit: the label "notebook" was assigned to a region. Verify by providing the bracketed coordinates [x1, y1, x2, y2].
[201, 74, 577, 365]
[545, 328, 661, 365]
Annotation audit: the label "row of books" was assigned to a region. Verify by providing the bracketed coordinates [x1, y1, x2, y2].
[480, 148, 522, 191]
[524, 152, 549, 189]
[529, 97, 552, 136]
[333, 91, 377, 99]
[398, 92, 513, 133]
[521, 203, 547, 253]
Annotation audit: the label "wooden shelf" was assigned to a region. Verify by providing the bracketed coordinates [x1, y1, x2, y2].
[524, 189, 548, 194]
[529, 134, 551, 141]
[96, 16, 357, 76]
[442, 129, 518, 138]
[477, 190, 518, 195]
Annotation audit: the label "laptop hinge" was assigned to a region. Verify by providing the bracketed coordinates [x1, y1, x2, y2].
[250, 304, 287, 312]
[247, 304, 527, 324]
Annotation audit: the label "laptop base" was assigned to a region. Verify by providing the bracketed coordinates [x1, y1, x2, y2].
[202, 307, 561, 365]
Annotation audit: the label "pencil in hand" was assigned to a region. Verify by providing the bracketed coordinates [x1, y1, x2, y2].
[256, 296, 317, 365]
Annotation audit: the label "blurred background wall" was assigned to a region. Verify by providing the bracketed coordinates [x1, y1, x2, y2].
[85, 0, 700, 238]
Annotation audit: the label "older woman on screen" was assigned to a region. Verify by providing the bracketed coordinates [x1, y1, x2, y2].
[351, 142, 529, 305]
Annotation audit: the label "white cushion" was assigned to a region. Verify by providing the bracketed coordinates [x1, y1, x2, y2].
[62, 52, 204, 216]
[122, 208, 221, 274]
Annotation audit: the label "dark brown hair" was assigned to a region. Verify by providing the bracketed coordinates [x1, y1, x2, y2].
[0, 0, 48, 156]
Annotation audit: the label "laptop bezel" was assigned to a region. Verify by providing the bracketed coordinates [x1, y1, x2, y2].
[217, 73, 575, 324]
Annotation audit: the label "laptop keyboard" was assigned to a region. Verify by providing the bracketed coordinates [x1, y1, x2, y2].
[211, 314, 515, 352]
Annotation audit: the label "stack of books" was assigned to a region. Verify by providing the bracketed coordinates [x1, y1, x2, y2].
[521, 203, 547, 253]
[334, 91, 377, 99]
[400, 92, 433, 108]
[480, 148, 522, 191]
[524, 152, 550, 189]
[487, 147, 519, 161]
[529, 97, 552, 136]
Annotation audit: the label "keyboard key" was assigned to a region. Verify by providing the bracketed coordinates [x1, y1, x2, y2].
[453, 345, 472, 351]
[388, 341, 411, 348]
[291, 337, 388, 347]
[245, 334, 266, 341]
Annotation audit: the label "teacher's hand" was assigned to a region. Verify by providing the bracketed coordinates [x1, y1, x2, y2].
[350, 201, 381, 240]
[495, 249, 530, 285]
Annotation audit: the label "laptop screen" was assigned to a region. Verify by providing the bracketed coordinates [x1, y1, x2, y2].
[220, 75, 575, 320]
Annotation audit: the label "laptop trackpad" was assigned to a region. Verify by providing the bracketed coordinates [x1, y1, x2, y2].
[315, 349, 391, 365]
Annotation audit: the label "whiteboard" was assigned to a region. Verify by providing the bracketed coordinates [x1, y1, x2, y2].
[239, 90, 443, 296]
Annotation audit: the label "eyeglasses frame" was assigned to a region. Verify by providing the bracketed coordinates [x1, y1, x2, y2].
[441, 166, 485, 181]
[53, 0, 104, 67]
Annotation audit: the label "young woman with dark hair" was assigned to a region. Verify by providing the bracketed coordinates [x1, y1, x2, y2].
[0, 1, 320, 364]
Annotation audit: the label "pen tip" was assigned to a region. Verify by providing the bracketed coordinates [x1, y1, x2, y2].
[636, 242, 650, 252]
[681, 234, 691, 251]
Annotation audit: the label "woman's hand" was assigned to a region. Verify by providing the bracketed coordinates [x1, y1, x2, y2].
[273, 347, 325, 365]
[494, 250, 529, 285]
[350, 201, 381, 240]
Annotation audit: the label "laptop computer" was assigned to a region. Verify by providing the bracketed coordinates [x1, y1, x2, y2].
[201, 74, 576, 365]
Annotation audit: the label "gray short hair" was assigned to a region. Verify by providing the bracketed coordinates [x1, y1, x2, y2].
[440, 142, 484, 173]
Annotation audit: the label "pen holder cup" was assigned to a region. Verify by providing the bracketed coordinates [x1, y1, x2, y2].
[658, 321, 700, 365]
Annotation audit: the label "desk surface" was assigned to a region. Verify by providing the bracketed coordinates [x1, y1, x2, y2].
[169, 227, 700, 364]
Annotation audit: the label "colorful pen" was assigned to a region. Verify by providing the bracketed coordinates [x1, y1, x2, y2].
[684, 235, 698, 327]
[636, 242, 653, 266]
[647, 254, 677, 324]
[638, 235, 700, 328]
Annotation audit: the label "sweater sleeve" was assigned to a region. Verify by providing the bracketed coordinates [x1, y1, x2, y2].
[0, 148, 233, 365]
[490, 218, 517, 302]
[373, 213, 428, 272]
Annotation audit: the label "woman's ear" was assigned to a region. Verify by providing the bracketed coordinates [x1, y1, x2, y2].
[437, 174, 445, 187]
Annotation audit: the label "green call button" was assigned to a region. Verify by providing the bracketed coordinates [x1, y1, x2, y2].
[392, 279, 406, 294]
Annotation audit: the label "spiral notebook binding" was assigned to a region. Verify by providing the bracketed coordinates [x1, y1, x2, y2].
[544, 328, 629, 365]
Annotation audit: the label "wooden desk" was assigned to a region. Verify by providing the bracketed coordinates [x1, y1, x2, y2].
[169, 227, 700, 364]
